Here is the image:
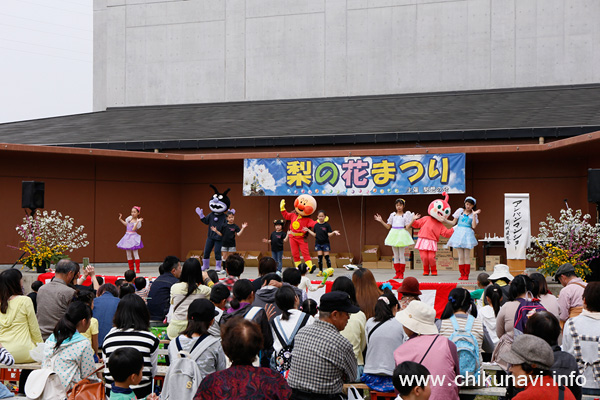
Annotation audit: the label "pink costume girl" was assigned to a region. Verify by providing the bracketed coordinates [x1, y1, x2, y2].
[411, 192, 454, 276]
[117, 206, 144, 272]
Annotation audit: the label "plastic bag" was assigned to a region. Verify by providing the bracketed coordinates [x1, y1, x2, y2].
[29, 343, 45, 363]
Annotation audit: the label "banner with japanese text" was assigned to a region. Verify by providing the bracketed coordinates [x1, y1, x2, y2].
[243, 153, 465, 196]
[504, 193, 531, 259]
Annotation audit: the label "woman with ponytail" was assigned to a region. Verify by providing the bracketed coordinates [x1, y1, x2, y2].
[270, 285, 313, 364]
[360, 289, 404, 392]
[439, 287, 485, 369]
[221, 279, 273, 368]
[478, 284, 503, 360]
[0, 269, 42, 363]
[42, 301, 98, 391]
[167, 257, 212, 339]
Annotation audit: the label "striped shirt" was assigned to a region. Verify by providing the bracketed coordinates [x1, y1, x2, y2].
[101, 328, 159, 391]
[0, 347, 14, 366]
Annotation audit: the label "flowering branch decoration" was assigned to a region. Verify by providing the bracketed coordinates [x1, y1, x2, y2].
[15, 210, 89, 270]
[527, 209, 600, 280]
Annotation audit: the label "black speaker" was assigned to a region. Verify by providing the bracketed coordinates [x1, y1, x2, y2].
[22, 181, 45, 209]
[588, 169, 600, 203]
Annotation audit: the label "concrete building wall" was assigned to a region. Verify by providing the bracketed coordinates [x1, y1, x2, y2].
[94, 0, 600, 110]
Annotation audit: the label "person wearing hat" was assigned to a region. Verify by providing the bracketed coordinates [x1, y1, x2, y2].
[500, 334, 575, 399]
[447, 196, 481, 280]
[167, 298, 226, 380]
[398, 277, 422, 310]
[393, 301, 460, 400]
[488, 264, 514, 304]
[554, 262, 587, 323]
[262, 219, 288, 272]
[287, 291, 360, 399]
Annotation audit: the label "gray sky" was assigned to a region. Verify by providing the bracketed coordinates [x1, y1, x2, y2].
[0, 0, 92, 123]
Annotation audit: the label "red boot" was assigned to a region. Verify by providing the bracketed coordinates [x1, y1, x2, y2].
[135, 259, 140, 273]
[393, 263, 402, 279]
[423, 264, 430, 276]
[397, 263, 405, 280]
[431, 265, 438, 276]
[463, 264, 470, 281]
[128, 259, 134, 271]
[458, 265, 465, 280]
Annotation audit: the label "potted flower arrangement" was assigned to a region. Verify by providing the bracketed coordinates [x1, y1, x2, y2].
[527, 208, 600, 280]
[16, 210, 89, 273]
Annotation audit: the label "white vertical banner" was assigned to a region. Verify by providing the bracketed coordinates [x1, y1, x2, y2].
[504, 193, 531, 259]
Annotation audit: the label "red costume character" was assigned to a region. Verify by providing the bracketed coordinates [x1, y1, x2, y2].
[280, 195, 317, 272]
[411, 192, 455, 276]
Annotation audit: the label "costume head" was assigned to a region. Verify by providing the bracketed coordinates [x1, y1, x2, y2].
[208, 185, 231, 214]
[293, 194, 316, 217]
[427, 191, 451, 222]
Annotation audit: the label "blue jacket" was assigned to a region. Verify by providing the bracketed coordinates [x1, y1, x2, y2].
[147, 272, 179, 321]
[93, 293, 120, 348]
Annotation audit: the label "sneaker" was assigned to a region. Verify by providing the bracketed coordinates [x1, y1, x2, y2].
[309, 265, 316, 274]
[344, 264, 359, 271]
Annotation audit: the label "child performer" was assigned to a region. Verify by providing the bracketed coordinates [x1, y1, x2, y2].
[262, 220, 288, 272]
[305, 210, 340, 275]
[117, 206, 144, 273]
[374, 198, 415, 279]
[214, 211, 248, 266]
[447, 196, 481, 280]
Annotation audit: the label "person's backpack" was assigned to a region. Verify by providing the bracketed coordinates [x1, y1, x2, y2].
[161, 335, 220, 400]
[25, 348, 67, 400]
[449, 314, 481, 380]
[270, 312, 310, 379]
[513, 297, 546, 334]
[244, 306, 262, 321]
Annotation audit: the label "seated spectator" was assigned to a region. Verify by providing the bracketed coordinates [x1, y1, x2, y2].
[102, 294, 159, 398]
[37, 259, 79, 340]
[282, 267, 305, 302]
[119, 283, 136, 298]
[398, 277, 421, 309]
[27, 280, 43, 313]
[221, 279, 273, 368]
[562, 281, 600, 396]
[479, 284, 503, 355]
[114, 279, 125, 290]
[77, 291, 99, 357]
[167, 299, 226, 381]
[501, 334, 575, 399]
[270, 285, 314, 374]
[493, 274, 535, 369]
[222, 254, 245, 306]
[300, 299, 318, 317]
[394, 301, 460, 400]
[352, 268, 382, 320]
[470, 273, 490, 305]
[331, 276, 366, 380]
[361, 289, 404, 392]
[555, 263, 587, 325]
[252, 257, 278, 293]
[195, 317, 291, 400]
[530, 272, 559, 319]
[438, 287, 485, 372]
[288, 291, 359, 398]
[134, 277, 149, 303]
[488, 264, 514, 304]
[147, 256, 181, 324]
[107, 348, 158, 400]
[0, 269, 42, 363]
[42, 301, 98, 391]
[253, 272, 283, 317]
[166, 258, 212, 339]
[393, 361, 431, 400]
[525, 311, 582, 400]
[207, 270, 219, 284]
[124, 270, 136, 285]
[94, 283, 120, 348]
[208, 284, 230, 337]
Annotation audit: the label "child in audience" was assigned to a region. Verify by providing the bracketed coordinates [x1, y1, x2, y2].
[297, 262, 324, 293]
[27, 281, 43, 313]
[107, 347, 158, 400]
[124, 270, 136, 285]
[392, 361, 431, 400]
[134, 277, 149, 303]
[301, 299, 318, 317]
[78, 291, 99, 358]
[207, 270, 220, 284]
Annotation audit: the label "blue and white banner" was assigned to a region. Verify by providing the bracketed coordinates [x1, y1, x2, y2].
[243, 153, 465, 196]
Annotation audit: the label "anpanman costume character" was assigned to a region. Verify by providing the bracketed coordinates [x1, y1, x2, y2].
[281, 194, 317, 272]
[411, 192, 455, 276]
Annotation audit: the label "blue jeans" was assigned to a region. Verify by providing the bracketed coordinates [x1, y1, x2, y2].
[272, 250, 283, 271]
[203, 237, 223, 260]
